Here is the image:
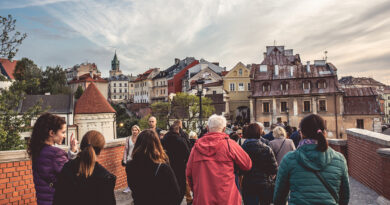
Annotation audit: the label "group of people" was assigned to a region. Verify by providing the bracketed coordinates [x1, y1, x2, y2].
[28, 113, 350, 205]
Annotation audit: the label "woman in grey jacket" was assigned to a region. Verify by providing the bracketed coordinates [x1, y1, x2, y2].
[269, 126, 296, 165]
[122, 125, 141, 193]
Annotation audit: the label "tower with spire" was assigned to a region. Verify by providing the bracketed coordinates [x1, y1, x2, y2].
[109, 51, 122, 77]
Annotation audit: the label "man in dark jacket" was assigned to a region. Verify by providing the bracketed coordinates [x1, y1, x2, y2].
[161, 124, 190, 204]
[263, 124, 277, 141]
[173, 120, 191, 147]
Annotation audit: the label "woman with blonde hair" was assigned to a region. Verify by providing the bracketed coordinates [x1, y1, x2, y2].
[53, 130, 116, 205]
[269, 126, 296, 165]
[122, 125, 141, 193]
[126, 129, 181, 205]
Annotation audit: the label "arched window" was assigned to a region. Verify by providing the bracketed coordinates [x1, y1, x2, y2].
[262, 82, 271, 92]
[317, 80, 327, 89]
[280, 82, 289, 91]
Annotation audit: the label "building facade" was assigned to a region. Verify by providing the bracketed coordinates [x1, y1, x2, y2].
[66, 62, 101, 82]
[108, 75, 129, 103]
[383, 87, 390, 123]
[250, 46, 344, 136]
[68, 73, 109, 99]
[223, 62, 251, 124]
[133, 68, 160, 103]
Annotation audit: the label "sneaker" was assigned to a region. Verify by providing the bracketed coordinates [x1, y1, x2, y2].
[123, 187, 130, 193]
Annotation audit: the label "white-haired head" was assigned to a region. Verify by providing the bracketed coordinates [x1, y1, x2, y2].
[256, 122, 264, 131]
[207, 114, 227, 133]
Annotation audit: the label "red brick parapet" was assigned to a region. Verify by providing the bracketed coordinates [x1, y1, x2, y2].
[377, 148, 390, 203]
[328, 138, 347, 160]
[0, 138, 127, 205]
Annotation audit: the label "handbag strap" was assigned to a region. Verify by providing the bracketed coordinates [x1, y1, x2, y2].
[154, 163, 162, 177]
[312, 170, 338, 202]
[275, 139, 286, 157]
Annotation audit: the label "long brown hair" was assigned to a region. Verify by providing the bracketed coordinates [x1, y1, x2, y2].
[299, 114, 328, 152]
[131, 129, 168, 164]
[27, 113, 66, 161]
[77, 130, 105, 178]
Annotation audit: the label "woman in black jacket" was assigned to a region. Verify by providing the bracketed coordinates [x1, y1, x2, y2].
[241, 123, 278, 205]
[126, 129, 181, 205]
[53, 130, 116, 205]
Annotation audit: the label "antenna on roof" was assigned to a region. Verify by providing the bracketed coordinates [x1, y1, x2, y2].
[324, 51, 328, 61]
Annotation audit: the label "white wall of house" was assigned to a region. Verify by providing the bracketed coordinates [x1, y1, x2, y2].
[74, 113, 116, 142]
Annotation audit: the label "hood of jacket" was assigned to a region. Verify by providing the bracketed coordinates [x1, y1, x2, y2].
[194, 132, 228, 157]
[296, 144, 335, 171]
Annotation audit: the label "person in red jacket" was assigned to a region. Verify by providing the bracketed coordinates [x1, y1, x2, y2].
[186, 114, 252, 205]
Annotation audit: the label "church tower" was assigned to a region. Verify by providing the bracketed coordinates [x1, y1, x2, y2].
[109, 51, 122, 77]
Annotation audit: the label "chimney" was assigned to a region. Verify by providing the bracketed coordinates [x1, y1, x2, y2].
[306, 61, 310, 72]
[175, 58, 180, 65]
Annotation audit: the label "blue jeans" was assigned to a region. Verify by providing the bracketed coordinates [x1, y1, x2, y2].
[242, 189, 272, 205]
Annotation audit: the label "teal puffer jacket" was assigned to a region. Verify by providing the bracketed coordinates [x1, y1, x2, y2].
[273, 144, 350, 205]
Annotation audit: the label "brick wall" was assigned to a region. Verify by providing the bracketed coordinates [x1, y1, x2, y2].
[328, 139, 348, 161]
[346, 128, 390, 200]
[0, 139, 127, 205]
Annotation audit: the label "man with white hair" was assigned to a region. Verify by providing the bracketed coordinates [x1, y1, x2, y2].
[186, 114, 252, 205]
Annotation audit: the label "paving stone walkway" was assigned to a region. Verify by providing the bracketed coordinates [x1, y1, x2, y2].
[115, 177, 380, 205]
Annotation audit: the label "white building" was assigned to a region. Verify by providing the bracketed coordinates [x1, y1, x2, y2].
[66, 62, 101, 82]
[133, 68, 160, 103]
[108, 74, 130, 103]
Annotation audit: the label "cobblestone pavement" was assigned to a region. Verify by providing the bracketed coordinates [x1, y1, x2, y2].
[116, 177, 379, 205]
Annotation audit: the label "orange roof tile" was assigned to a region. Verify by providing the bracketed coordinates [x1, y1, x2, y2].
[0, 58, 18, 80]
[74, 83, 115, 114]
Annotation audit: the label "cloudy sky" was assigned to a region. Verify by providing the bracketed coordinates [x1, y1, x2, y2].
[1, 0, 389, 84]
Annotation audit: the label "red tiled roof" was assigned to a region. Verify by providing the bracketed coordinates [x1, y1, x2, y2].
[0, 58, 18, 80]
[134, 69, 154, 82]
[68, 73, 107, 84]
[221, 71, 229, 76]
[75, 83, 115, 114]
[342, 87, 378, 97]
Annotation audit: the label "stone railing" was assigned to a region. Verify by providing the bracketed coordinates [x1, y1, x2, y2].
[0, 138, 127, 204]
[328, 128, 390, 205]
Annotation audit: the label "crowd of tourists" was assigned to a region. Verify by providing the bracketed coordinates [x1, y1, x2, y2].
[28, 113, 350, 205]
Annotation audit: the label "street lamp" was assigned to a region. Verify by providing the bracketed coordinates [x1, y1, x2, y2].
[196, 79, 205, 133]
[286, 107, 290, 126]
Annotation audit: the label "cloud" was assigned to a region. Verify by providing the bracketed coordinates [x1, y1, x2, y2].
[0, 0, 79, 9]
[2, 0, 390, 85]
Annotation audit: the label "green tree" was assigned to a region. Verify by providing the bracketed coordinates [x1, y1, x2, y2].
[170, 92, 215, 132]
[74, 85, 84, 100]
[0, 15, 27, 59]
[41, 65, 70, 94]
[111, 103, 139, 138]
[138, 114, 151, 130]
[151, 101, 170, 129]
[13, 58, 42, 94]
[0, 81, 43, 150]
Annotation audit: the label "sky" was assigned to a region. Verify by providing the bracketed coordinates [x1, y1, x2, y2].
[1, 0, 390, 84]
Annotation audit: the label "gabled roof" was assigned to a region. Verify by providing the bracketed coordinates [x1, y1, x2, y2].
[20, 94, 73, 114]
[68, 73, 107, 84]
[0, 58, 18, 80]
[339, 76, 385, 87]
[134, 69, 154, 82]
[342, 87, 378, 97]
[75, 83, 115, 114]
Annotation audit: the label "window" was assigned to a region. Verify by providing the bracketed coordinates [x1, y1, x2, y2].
[239, 69, 243, 76]
[274, 65, 279, 76]
[120, 95, 122, 99]
[319, 100, 326, 111]
[230, 83, 235, 91]
[119, 89, 122, 93]
[263, 102, 270, 113]
[304, 101, 311, 112]
[317, 80, 327, 89]
[357, 119, 364, 129]
[281, 102, 288, 112]
[125, 89, 127, 93]
[119, 83, 122, 87]
[114, 89, 116, 93]
[131, 84, 133, 87]
[264, 122, 270, 127]
[303, 81, 310, 90]
[248, 83, 251, 91]
[259, 65, 267, 72]
[263, 83, 271, 92]
[125, 83, 127, 87]
[113, 95, 116, 99]
[281, 82, 288, 91]
[238, 83, 244, 91]
[114, 83, 116, 87]
[213, 91, 217, 95]
[388, 96, 390, 100]
[388, 102, 390, 107]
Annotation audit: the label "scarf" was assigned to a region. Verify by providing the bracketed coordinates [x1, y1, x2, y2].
[297, 138, 318, 149]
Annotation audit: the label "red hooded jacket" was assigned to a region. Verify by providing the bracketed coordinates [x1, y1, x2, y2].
[186, 132, 252, 205]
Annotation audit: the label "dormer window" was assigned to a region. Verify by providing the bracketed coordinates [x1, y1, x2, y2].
[281, 82, 289, 91]
[262, 83, 271, 92]
[239, 69, 243, 76]
[317, 80, 327, 89]
[303, 81, 311, 90]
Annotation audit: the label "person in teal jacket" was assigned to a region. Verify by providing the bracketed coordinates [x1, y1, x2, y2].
[273, 114, 350, 205]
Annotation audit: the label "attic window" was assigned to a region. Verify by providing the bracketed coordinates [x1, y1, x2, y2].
[262, 82, 271, 92]
[239, 69, 243, 76]
[303, 81, 311, 90]
[317, 80, 327, 89]
[259, 65, 267, 72]
[281, 82, 289, 91]
[274, 65, 279, 76]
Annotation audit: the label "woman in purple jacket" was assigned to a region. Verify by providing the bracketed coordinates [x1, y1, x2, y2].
[27, 113, 78, 205]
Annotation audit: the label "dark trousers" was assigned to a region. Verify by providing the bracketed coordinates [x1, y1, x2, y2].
[242, 189, 272, 205]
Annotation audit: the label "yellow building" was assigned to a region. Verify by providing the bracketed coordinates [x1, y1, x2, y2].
[223, 62, 251, 124]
